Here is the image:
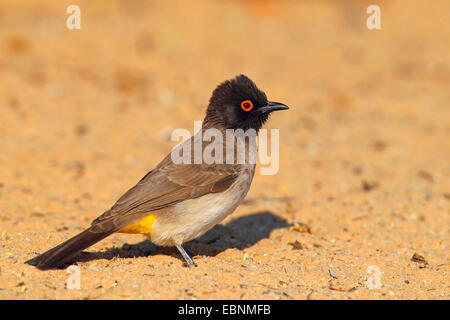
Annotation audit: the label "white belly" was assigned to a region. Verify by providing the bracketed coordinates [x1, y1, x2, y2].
[149, 165, 254, 245]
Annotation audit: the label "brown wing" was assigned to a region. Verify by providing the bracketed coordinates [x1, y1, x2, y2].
[90, 136, 241, 232]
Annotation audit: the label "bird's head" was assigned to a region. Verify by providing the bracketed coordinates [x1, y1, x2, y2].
[205, 74, 289, 131]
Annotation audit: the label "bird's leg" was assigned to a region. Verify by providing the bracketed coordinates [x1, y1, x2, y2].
[175, 244, 197, 267]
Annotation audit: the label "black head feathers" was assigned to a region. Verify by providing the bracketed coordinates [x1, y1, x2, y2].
[205, 75, 287, 131]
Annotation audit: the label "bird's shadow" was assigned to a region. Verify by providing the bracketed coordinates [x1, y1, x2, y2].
[74, 211, 291, 266]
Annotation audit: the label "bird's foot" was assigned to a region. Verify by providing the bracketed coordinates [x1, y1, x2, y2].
[175, 244, 197, 267]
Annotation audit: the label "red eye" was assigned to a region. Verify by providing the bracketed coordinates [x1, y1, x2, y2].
[241, 100, 253, 112]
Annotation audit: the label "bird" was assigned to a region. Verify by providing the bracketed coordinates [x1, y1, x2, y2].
[25, 74, 289, 269]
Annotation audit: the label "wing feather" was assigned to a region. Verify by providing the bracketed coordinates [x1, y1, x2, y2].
[91, 135, 241, 231]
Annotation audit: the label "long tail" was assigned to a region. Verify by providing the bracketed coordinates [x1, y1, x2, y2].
[25, 227, 115, 270]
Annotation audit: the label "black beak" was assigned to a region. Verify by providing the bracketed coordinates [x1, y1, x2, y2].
[256, 101, 289, 115]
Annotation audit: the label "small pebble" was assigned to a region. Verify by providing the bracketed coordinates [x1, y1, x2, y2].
[329, 269, 339, 279]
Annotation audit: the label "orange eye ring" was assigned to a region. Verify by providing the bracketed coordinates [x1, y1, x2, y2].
[241, 100, 253, 112]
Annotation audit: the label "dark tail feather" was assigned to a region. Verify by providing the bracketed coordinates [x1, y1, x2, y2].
[25, 227, 114, 270]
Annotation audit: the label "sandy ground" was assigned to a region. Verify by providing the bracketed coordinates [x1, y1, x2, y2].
[0, 0, 449, 299]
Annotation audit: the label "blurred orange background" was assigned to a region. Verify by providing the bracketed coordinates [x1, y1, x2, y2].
[0, 0, 448, 299]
